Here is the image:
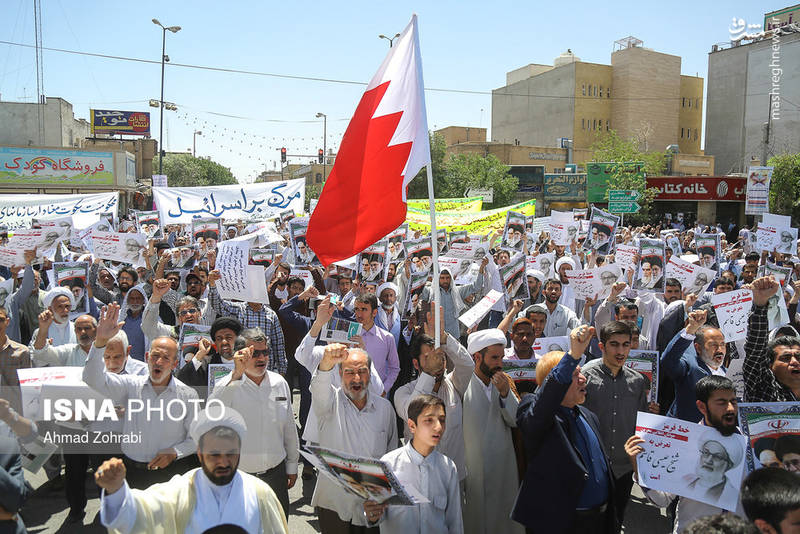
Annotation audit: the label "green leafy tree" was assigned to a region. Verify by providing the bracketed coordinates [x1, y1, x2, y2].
[587, 130, 665, 223]
[305, 182, 323, 211]
[768, 152, 800, 223]
[406, 131, 447, 199]
[440, 152, 518, 208]
[154, 153, 237, 187]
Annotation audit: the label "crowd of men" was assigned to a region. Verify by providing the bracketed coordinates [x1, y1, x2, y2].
[0, 212, 799, 534]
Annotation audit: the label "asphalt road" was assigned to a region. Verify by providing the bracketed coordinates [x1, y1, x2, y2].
[19, 392, 674, 533]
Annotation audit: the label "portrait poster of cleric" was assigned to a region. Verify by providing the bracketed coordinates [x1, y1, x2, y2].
[499, 251, 529, 304]
[289, 216, 320, 266]
[191, 217, 222, 247]
[738, 402, 800, 473]
[356, 240, 388, 284]
[136, 210, 163, 239]
[501, 210, 526, 252]
[635, 412, 747, 512]
[695, 232, 721, 274]
[633, 238, 666, 292]
[53, 261, 90, 318]
[384, 224, 407, 262]
[403, 236, 434, 274]
[584, 206, 619, 255]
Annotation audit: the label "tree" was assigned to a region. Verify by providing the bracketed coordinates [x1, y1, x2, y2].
[768, 152, 800, 223]
[587, 130, 666, 223]
[440, 152, 518, 209]
[406, 131, 447, 199]
[305, 182, 323, 211]
[154, 153, 237, 187]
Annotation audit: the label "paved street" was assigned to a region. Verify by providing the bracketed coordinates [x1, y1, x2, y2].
[18, 391, 673, 533]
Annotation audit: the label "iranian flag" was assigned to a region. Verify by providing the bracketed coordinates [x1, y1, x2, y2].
[307, 15, 430, 266]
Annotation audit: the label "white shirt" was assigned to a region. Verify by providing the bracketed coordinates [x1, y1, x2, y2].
[31, 342, 90, 367]
[210, 370, 300, 475]
[294, 332, 385, 443]
[82, 344, 198, 462]
[101, 470, 263, 534]
[377, 443, 463, 534]
[31, 319, 75, 348]
[310, 367, 398, 525]
[393, 334, 472, 480]
[542, 302, 581, 337]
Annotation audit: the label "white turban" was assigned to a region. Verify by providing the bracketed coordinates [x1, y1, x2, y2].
[467, 328, 507, 355]
[555, 256, 576, 272]
[699, 429, 744, 469]
[44, 286, 74, 309]
[190, 404, 247, 446]
[377, 282, 399, 296]
[526, 269, 545, 282]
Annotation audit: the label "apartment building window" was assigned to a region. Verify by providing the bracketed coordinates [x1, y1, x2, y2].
[606, 120, 610, 131]
[696, 97, 700, 108]
[694, 129, 698, 141]
[582, 83, 586, 96]
[593, 119, 597, 130]
[682, 97, 685, 107]
[599, 86, 603, 97]
[607, 87, 611, 98]
[688, 98, 692, 108]
[582, 118, 585, 130]
[681, 127, 684, 138]
[594, 85, 598, 97]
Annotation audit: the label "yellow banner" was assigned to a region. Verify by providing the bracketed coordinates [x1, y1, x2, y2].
[406, 197, 483, 212]
[406, 199, 535, 234]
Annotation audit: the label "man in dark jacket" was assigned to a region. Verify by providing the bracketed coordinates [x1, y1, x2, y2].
[177, 316, 242, 397]
[514, 324, 618, 534]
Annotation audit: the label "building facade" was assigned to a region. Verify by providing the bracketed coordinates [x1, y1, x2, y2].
[0, 97, 90, 149]
[705, 26, 800, 174]
[492, 41, 704, 155]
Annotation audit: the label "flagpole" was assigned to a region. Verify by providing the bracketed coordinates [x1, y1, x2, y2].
[425, 162, 441, 348]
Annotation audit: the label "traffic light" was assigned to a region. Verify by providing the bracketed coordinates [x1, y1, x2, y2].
[280, 147, 287, 163]
[318, 149, 324, 164]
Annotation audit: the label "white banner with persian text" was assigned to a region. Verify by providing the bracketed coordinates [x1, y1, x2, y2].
[153, 180, 305, 224]
[0, 192, 118, 230]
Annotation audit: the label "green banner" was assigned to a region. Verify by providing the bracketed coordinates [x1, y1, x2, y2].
[585, 162, 644, 203]
[406, 199, 535, 234]
[407, 196, 483, 212]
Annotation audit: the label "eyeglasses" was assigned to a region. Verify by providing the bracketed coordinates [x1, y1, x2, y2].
[342, 368, 369, 376]
[699, 448, 729, 463]
[178, 308, 200, 317]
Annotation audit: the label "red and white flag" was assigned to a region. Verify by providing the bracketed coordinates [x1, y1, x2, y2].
[307, 15, 430, 265]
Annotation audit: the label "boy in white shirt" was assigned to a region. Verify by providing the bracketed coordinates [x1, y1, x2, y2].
[364, 394, 463, 534]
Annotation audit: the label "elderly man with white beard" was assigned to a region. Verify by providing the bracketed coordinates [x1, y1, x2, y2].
[311, 342, 397, 534]
[375, 282, 402, 347]
[31, 310, 96, 367]
[29, 287, 76, 347]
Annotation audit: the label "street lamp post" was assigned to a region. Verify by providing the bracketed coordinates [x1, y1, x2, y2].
[193, 130, 202, 157]
[153, 18, 181, 175]
[315, 113, 326, 182]
[378, 33, 401, 47]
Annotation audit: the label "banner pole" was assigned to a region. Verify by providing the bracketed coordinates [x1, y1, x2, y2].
[425, 163, 441, 348]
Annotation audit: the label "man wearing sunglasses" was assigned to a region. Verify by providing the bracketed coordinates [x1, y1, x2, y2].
[209, 327, 299, 517]
[143, 279, 205, 341]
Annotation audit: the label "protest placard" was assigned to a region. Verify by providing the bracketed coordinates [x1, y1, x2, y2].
[573, 208, 588, 220]
[549, 210, 579, 246]
[501, 211, 526, 252]
[585, 207, 619, 255]
[0, 278, 13, 308]
[249, 247, 275, 267]
[179, 323, 212, 366]
[635, 412, 747, 512]
[434, 228, 448, 254]
[53, 261, 90, 317]
[303, 445, 426, 505]
[0, 247, 25, 268]
[91, 231, 148, 266]
[459, 290, 503, 329]
[208, 363, 235, 391]
[153, 180, 305, 224]
[532, 336, 569, 356]
[532, 252, 555, 279]
[695, 233, 721, 274]
[745, 166, 772, 215]
[320, 317, 363, 344]
[8, 227, 69, 260]
[17, 366, 85, 419]
[0, 191, 118, 230]
[634, 239, 666, 293]
[384, 224, 407, 263]
[596, 264, 623, 299]
[565, 268, 600, 300]
[448, 241, 489, 262]
[626, 350, 659, 403]
[739, 402, 800, 472]
[666, 256, 716, 296]
[530, 216, 551, 242]
[216, 240, 269, 304]
[356, 240, 388, 284]
[726, 358, 746, 400]
[289, 269, 314, 289]
[192, 217, 221, 247]
[615, 244, 638, 273]
[404, 237, 434, 274]
[448, 230, 468, 247]
[499, 252, 528, 304]
[711, 289, 753, 342]
[503, 358, 539, 394]
[136, 210, 162, 239]
[20, 433, 58, 474]
[404, 271, 428, 316]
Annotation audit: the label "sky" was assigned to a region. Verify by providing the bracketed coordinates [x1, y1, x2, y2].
[0, 0, 785, 183]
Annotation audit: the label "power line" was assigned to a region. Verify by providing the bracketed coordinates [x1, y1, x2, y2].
[0, 39, 728, 102]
